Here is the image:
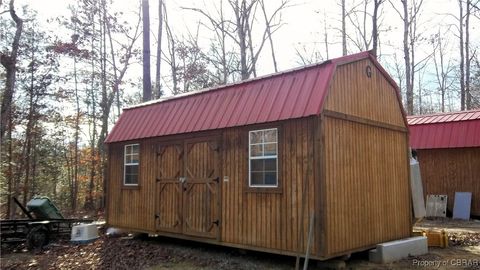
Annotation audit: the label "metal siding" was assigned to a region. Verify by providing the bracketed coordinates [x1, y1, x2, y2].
[105, 52, 392, 143]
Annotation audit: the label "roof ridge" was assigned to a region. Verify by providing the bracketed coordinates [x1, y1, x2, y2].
[123, 51, 373, 110]
[124, 59, 331, 110]
[407, 108, 480, 118]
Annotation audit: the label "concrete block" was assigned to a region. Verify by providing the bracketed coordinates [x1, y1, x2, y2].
[369, 236, 428, 263]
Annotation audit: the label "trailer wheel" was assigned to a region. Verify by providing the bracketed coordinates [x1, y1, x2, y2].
[27, 226, 49, 249]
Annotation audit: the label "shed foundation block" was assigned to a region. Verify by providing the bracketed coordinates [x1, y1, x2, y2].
[369, 236, 428, 263]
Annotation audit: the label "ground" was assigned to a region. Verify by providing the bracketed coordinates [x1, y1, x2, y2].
[1, 218, 479, 270]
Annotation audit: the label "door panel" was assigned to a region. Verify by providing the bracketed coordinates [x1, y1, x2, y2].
[155, 144, 183, 233]
[183, 139, 220, 238]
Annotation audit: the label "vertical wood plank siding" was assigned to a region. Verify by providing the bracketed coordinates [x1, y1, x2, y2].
[107, 118, 317, 255]
[324, 59, 405, 127]
[418, 148, 480, 216]
[321, 59, 411, 257]
[107, 140, 156, 232]
[323, 117, 411, 256]
[221, 118, 317, 254]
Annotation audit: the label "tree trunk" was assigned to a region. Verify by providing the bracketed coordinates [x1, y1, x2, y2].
[0, 0, 23, 140]
[372, 0, 382, 56]
[72, 55, 80, 212]
[154, 0, 163, 98]
[402, 0, 413, 114]
[142, 0, 152, 101]
[465, 0, 471, 109]
[341, 0, 347, 56]
[459, 0, 465, 110]
[260, 0, 278, 72]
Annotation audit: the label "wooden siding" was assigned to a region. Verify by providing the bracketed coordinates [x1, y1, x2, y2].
[324, 58, 405, 128]
[107, 141, 157, 232]
[321, 58, 411, 257]
[221, 118, 317, 255]
[418, 148, 480, 216]
[323, 116, 411, 256]
[107, 118, 318, 256]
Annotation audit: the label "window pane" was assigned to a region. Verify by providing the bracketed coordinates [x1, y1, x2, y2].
[131, 153, 139, 164]
[125, 174, 138, 185]
[131, 144, 139, 154]
[250, 159, 264, 171]
[250, 144, 263, 157]
[264, 143, 277, 156]
[250, 172, 264, 185]
[264, 172, 277, 185]
[125, 154, 132, 164]
[264, 158, 277, 171]
[250, 131, 263, 144]
[264, 129, 277, 143]
[125, 164, 138, 175]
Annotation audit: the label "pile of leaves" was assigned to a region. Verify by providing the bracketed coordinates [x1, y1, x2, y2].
[448, 231, 480, 247]
[1, 235, 292, 270]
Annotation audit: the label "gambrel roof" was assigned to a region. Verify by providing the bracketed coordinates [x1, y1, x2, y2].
[106, 51, 399, 143]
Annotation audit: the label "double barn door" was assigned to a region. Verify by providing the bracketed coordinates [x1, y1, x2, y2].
[155, 137, 220, 239]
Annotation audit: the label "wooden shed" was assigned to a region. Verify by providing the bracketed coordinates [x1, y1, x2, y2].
[408, 110, 480, 216]
[105, 51, 412, 260]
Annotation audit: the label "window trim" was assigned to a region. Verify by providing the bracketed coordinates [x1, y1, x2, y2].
[124, 143, 140, 186]
[248, 128, 278, 188]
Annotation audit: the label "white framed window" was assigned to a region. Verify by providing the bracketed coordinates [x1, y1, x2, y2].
[249, 128, 278, 187]
[124, 144, 139, 185]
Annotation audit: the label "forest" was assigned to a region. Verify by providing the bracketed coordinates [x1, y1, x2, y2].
[0, 0, 479, 218]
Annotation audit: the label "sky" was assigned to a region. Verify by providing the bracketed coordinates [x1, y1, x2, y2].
[13, 0, 480, 111]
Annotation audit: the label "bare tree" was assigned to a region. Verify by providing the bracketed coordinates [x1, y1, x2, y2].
[345, 0, 385, 56]
[142, 0, 152, 101]
[154, 0, 164, 98]
[294, 44, 324, 66]
[184, 0, 290, 80]
[371, 0, 385, 56]
[163, 1, 179, 94]
[341, 0, 347, 55]
[431, 31, 455, 112]
[391, 0, 425, 115]
[459, 0, 466, 110]
[0, 0, 23, 140]
[259, 0, 288, 72]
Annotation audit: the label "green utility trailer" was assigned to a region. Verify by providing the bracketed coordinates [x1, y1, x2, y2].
[0, 197, 92, 249]
[26, 196, 64, 219]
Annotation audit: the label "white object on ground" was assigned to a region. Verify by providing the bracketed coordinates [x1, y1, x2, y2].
[369, 236, 428, 263]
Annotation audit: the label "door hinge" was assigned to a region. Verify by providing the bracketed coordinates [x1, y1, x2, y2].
[213, 177, 220, 183]
[155, 214, 159, 219]
[156, 178, 161, 182]
[212, 220, 220, 226]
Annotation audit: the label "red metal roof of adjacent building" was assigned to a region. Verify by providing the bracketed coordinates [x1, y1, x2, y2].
[106, 51, 399, 143]
[408, 109, 480, 149]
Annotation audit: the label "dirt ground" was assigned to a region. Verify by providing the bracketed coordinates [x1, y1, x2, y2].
[1, 218, 479, 270]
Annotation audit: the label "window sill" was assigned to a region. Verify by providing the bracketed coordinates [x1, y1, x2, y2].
[244, 186, 282, 194]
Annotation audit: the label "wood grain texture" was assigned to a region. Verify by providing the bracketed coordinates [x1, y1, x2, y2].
[324, 58, 406, 128]
[220, 118, 317, 255]
[322, 116, 411, 256]
[418, 148, 480, 216]
[107, 140, 157, 232]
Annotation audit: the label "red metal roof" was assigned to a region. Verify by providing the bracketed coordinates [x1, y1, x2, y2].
[106, 51, 400, 143]
[408, 109, 480, 149]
